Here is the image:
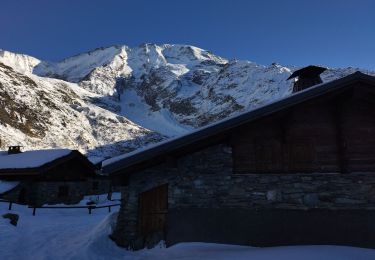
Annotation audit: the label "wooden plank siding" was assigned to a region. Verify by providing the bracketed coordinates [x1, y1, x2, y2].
[232, 83, 375, 174]
[343, 85, 375, 172]
[138, 184, 168, 237]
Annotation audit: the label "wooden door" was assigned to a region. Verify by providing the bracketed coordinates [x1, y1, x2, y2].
[139, 184, 168, 236]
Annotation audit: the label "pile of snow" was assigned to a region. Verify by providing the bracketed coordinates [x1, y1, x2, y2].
[0, 149, 71, 169]
[0, 197, 122, 259]
[141, 243, 375, 260]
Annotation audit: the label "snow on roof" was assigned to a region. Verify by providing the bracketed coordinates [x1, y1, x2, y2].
[0, 149, 72, 170]
[0, 180, 19, 194]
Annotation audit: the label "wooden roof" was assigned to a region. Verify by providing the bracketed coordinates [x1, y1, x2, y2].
[0, 150, 95, 179]
[103, 71, 375, 176]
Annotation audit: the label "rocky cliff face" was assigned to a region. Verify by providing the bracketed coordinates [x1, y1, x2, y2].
[0, 44, 373, 162]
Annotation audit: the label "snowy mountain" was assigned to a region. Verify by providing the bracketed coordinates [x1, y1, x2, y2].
[0, 44, 374, 162]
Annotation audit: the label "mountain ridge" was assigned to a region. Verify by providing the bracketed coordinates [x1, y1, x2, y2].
[0, 44, 374, 162]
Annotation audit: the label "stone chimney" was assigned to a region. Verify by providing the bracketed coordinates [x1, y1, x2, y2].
[8, 146, 22, 155]
[287, 65, 327, 93]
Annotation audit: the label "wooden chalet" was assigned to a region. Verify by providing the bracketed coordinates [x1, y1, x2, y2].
[0, 149, 109, 206]
[0, 149, 95, 181]
[103, 70, 375, 250]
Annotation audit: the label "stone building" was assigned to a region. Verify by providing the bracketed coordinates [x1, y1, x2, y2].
[103, 71, 375, 250]
[0, 149, 111, 206]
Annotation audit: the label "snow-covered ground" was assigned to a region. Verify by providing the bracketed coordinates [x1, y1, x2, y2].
[142, 243, 375, 260]
[1, 196, 374, 260]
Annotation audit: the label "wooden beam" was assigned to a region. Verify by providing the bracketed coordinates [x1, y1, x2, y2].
[333, 99, 349, 174]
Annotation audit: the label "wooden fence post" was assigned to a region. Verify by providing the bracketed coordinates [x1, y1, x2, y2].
[108, 206, 111, 213]
[32, 207, 36, 216]
[8, 202, 12, 210]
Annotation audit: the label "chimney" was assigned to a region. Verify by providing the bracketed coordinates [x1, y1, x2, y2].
[8, 146, 22, 155]
[287, 65, 327, 93]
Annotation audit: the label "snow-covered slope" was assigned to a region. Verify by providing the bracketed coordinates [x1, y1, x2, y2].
[0, 50, 41, 74]
[1, 44, 374, 162]
[0, 61, 162, 162]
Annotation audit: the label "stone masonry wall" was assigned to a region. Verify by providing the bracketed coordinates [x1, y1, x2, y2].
[2, 179, 112, 206]
[112, 144, 375, 249]
[35, 181, 86, 205]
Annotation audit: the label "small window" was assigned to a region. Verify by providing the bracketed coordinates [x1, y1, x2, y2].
[58, 186, 69, 197]
[92, 182, 99, 191]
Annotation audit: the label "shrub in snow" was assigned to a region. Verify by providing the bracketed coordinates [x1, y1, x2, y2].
[2, 213, 19, 226]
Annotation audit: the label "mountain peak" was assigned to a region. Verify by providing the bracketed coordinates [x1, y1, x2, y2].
[1, 44, 374, 162]
[0, 49, 41, 74]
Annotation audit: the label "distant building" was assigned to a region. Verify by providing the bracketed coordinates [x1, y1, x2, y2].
[0, 149, 111, 206]
[103, 71, 375, 249]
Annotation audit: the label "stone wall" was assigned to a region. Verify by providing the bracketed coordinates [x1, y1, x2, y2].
[3, 181, 86, 206]
[2, 179, 112, 206]
[34, 181, 87, 205]
[112, 144, 375, 249]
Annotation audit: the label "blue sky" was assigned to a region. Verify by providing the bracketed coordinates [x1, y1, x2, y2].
[1, 0, 375, 69]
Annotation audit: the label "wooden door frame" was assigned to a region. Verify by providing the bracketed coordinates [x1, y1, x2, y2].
[138, 183, 169, 237]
